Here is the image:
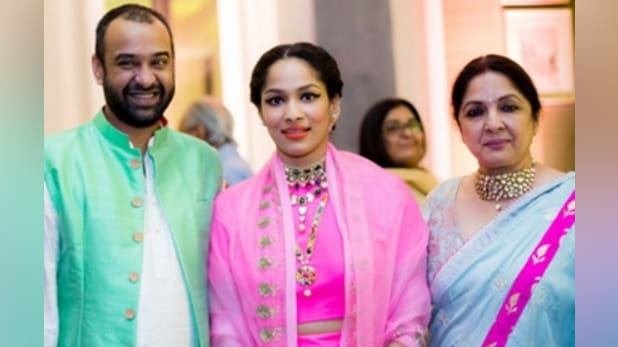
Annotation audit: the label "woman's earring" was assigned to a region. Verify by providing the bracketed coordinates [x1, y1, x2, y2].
[330, 113, 339, 133]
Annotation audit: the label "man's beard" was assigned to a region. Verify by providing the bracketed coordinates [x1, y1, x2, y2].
[103, 77, 175, 128]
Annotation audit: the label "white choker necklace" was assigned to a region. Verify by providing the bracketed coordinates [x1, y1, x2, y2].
[474, 165, 536, 211]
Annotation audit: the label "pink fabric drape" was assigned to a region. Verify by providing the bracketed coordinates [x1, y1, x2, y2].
[208, 144, 430, 346]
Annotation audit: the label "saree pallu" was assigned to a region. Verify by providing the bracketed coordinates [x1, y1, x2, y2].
[208, 143, 430, 346]
[423, 173, 575, 347]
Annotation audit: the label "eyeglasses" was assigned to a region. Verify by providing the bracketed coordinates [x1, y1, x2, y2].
[383, 119, 423, 136]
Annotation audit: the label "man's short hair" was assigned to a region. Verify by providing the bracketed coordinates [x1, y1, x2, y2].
[94, 4, 174, 65]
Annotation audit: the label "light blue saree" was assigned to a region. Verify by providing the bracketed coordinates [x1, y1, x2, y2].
[423, 173, 575, 347]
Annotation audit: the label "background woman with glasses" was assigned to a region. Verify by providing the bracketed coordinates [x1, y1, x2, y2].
[359, 98, 438, 203]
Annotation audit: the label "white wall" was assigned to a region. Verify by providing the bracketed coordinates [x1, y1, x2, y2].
[216, 0, 316, 171]
[44, 1, 105, 135]
[389, 0, 452, 180]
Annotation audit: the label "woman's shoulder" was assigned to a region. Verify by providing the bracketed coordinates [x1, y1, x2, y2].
[425, 176, 464, 201]
[336, 150, 382, 170]
[533, 164, 575, 196]
[359, 155, 421, 192]
[337, 151, 402, 181]
[536, 164, 573, 181]
[421, 176, 465, 216]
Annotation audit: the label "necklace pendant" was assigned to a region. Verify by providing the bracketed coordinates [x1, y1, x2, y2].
[303, 288, 312, 297]
[296, 264, 317, 286]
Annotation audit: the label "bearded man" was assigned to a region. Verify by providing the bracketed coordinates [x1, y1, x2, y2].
[43, 4, 221, 347]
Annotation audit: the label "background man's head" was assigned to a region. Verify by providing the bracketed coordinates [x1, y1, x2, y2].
[180, 96, 236, 148]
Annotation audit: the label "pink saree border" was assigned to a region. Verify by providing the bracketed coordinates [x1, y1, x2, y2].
[482, 190, 575, 347]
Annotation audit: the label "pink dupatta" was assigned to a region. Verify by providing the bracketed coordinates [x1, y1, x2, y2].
[208, 144, 430, 346]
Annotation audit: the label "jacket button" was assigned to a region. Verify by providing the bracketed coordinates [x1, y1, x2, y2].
[132, 232, 144, 242]
[131, 197, 142, 208]
[128, 272, 139, 283]
[125, 309, 135, 320]
[130, 159, 140, 169]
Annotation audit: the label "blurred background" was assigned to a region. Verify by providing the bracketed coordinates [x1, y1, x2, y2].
[44, 0, 574, 179]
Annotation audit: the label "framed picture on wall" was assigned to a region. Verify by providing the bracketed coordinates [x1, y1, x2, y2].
[504, 8, 574, 96]
[501, 0, 570, 6]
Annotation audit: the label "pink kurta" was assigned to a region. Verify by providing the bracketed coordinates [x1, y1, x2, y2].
[208, 144, 430, 346]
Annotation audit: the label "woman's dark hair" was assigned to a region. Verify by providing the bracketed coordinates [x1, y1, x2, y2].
[249, 42, 343, 109]
[359, 98, 424, 168]
[451, 54, 541, 125]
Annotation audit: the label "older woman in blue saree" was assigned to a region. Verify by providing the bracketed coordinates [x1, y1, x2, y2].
[423, 54, 574, 347]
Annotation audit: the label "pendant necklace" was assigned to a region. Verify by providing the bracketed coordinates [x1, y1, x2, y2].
[294, 193, 328, 297]
[285, 159, 328, 296]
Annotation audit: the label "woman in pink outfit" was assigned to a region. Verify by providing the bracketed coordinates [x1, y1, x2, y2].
[207, 42, 430, 347]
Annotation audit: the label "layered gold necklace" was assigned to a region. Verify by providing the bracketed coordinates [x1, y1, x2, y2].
[474, 164, 536, 211]
[285, 159, 329, 297]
